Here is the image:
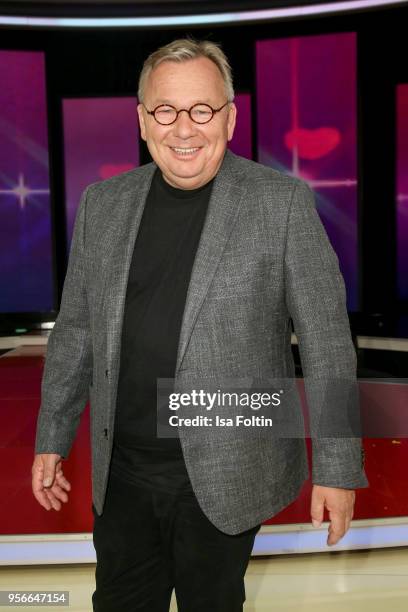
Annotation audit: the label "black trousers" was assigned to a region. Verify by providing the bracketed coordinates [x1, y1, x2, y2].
[92, 470, 260, 612]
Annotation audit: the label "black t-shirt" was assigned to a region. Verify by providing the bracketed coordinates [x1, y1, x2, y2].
[110, 167, 213, 492]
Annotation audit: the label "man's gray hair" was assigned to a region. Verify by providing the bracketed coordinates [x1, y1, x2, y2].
[138, 38, 234, 103]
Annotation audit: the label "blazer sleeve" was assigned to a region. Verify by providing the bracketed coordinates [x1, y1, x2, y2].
[34, 186, 93, 459]
[284, 179, 368, 489]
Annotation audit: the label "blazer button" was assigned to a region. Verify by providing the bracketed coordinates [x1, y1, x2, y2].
[105, 369, 109, 379]
[104, 428, 108, 438]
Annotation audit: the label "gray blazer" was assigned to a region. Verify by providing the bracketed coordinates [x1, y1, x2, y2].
[35, 150, 368, 535]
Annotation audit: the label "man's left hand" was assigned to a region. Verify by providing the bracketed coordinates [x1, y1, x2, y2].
[310, 485, 355, 546]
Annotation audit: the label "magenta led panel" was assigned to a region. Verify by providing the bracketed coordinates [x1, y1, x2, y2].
[396, 84, 408, 301]
[229, 93, 252, 159]
[0, 50, 53, 312]
[256, 33, 358, 310]
[63, 97, 140, 247]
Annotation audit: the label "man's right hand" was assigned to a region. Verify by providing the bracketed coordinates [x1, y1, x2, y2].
[32, 453, 71, 511]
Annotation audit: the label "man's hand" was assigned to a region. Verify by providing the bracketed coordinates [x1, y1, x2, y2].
[310, 485, 355, 546]
[32, 453, 71, 511]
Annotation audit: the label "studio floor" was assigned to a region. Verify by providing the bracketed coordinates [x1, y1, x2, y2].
[0, 547, 407, 611]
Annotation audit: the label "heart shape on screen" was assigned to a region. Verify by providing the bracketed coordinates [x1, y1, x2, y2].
[284, 127, 341, 160]
[99, 163, 135, 179]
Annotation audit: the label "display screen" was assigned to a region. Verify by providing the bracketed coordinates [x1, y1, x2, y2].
[257, 33, 358, 310]
[0, 50, 53, 313]
[62, 97, 141, 246]
[396, 84, 408, 301]
[230, 92, 252, 160]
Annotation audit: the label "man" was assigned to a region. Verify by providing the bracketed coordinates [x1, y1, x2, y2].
[32, 38, 368, 611]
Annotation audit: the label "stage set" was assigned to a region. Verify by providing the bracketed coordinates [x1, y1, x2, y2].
[1, 0, 408, 594]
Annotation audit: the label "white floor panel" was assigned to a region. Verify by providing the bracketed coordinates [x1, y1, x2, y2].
[0, 547, 407, 611]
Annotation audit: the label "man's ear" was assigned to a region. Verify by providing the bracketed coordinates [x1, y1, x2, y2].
[137, 103, 147, 141]
[227, 102, 237, 142]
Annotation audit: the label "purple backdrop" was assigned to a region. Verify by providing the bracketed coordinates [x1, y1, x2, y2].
[63, 93, 252, 248]
[0, 51, 53, 313]
[397, 84, 408, 301]
[230, 93, 252, 160]
[256, 33, 358, 310]
[63, 97, 140, 246]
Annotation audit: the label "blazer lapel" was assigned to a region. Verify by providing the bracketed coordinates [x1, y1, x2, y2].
[105, 163, 156, 375]
[175, 150, 246, 376]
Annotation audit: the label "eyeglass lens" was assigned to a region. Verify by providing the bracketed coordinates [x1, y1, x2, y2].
[154, 104, 214, 124]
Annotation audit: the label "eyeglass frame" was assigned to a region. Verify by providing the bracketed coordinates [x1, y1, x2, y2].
[142, 101, 230, 125]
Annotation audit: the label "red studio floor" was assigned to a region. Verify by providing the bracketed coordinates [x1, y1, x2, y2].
[1, 346, 408, 535]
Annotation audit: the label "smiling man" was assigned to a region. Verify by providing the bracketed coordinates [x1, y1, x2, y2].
[33, 38, 367, 612]
[137, 52, 236, 189]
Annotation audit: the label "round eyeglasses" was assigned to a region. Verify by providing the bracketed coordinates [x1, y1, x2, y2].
[143, 101, 230, 125]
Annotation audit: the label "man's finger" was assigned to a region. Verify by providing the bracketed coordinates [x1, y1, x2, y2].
[44, 488, 62, 511]
[310, 488, 325, 527]
[33, 488, 52, 511]
[42, 456, 62, 488]
[327, 511, 346, 546]
[328, 525, 345, 546]
[50, 484, 69, 503]
[55, 471, 71, 491]
[32, 463, 52, 510]
[43, 465, 55, 487]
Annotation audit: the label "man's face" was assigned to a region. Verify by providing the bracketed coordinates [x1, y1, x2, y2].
[137, 56, 236, 190]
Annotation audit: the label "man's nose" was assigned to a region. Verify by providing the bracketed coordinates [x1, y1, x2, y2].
[172, 110, 197, 137]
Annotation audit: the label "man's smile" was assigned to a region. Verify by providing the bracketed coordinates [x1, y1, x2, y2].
[169, 146, 202, 157]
